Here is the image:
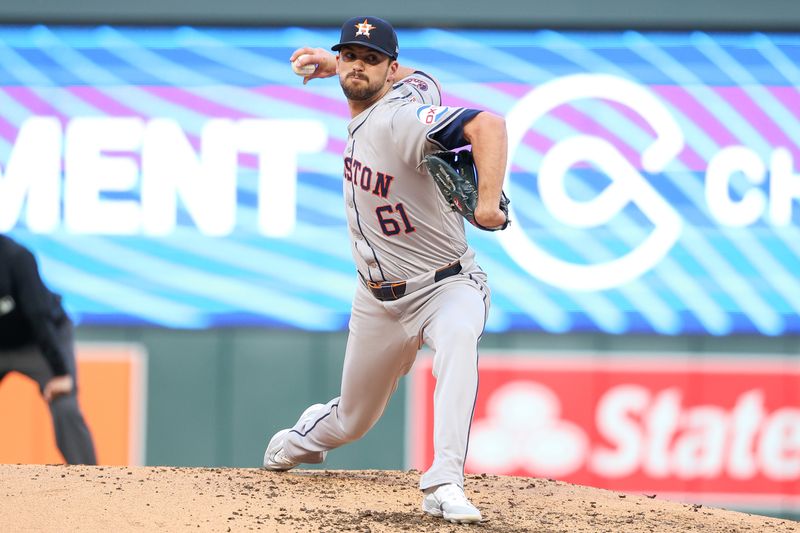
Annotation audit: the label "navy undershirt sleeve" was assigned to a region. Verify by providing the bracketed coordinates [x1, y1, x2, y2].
[426, 109, 482, 150]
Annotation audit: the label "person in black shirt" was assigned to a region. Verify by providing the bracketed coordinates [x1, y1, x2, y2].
[0, 235, 96, 464]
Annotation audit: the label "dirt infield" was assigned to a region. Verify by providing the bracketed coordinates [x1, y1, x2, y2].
[1, 464, 797, 532]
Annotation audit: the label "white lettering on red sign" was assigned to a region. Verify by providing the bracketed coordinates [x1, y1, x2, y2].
[411, 355, 800, 502]
[470, 382, 800, 482]
[590, 386, 800, 481]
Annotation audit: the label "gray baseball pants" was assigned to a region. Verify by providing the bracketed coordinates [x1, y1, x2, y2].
[0, 319, 97, 465]
[283, 265, 489, 490]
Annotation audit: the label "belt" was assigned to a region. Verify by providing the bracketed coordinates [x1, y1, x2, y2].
[365, 261, 463, 302]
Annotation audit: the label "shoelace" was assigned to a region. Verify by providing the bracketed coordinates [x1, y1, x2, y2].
[436, 484, 472, 506]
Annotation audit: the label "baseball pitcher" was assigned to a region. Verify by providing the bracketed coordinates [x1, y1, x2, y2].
[263, 16, 509, 525]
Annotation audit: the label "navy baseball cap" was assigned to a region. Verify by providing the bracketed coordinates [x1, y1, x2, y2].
[331, 16, 399, 59]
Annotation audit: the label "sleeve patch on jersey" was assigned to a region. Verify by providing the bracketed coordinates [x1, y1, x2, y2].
[416, 105, 450, 125]
[404, 77, 429, 91]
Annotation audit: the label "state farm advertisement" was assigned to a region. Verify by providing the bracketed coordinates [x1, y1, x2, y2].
[408, 354, 800, 508]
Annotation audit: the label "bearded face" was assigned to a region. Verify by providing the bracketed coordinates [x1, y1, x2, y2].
[337, 46, 394, 103]
[340, 70, 388, 101]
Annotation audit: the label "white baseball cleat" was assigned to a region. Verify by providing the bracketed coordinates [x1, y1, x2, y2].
[262, 404, 327, 471]
[262, 428, 296, 471]
[421, 483, 482, 524]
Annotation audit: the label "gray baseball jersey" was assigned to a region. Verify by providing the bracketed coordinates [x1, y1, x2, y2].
[343, 72, 481, 282]
[275, 72, 490, 492]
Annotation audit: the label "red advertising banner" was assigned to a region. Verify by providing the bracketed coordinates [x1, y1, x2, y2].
[408, 354, 800, 509]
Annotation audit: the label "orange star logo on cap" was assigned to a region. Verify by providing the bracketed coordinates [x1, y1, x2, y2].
[354, 19, 376, 38]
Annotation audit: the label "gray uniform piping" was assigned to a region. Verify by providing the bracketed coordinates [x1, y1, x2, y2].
[289, 403, 338, 437]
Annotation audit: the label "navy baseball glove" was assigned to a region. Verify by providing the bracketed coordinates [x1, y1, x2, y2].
[423, 150, 510, 231]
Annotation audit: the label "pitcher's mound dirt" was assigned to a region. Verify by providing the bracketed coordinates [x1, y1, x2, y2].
[1, 464, 797, 532]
